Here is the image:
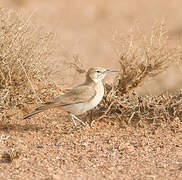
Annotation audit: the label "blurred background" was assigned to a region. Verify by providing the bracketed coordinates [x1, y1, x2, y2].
[1, 0, 182, 94]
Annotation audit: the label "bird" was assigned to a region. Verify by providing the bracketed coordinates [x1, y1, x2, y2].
[23, 67, 118, 127]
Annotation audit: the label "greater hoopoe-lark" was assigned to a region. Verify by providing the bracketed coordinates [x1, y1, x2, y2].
[24, 67, 118, 127]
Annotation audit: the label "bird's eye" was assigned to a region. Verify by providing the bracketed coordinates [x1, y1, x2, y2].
[96, 70, 101, 73]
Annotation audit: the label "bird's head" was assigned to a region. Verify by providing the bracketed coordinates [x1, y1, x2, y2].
[86, 67, 118, 83]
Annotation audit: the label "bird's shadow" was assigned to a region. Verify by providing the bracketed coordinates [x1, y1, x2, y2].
[0, 110, 95, 133]
[0, 123, 42, 132]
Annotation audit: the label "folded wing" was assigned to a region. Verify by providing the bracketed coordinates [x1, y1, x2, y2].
[24, 85, 96, 119]
[50, 85, 96, 106]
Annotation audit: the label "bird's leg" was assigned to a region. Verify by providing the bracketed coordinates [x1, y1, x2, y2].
[71, 114, 90, 127]
[70, 114, 77, 127]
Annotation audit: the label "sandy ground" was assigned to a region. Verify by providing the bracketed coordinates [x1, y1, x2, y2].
[0, 111, 182, 180]
[1, 0, 182, 179]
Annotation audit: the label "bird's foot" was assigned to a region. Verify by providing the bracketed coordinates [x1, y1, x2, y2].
[71, 114, 90, 128]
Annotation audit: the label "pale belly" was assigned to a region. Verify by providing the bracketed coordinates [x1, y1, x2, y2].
[62, 82, 104, 115]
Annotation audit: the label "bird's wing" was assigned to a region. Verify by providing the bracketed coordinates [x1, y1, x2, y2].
[45, 85, 96, 106]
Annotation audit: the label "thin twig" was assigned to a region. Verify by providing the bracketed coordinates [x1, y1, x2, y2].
[18, 8, 38, 31]
[16, 9, 42, 103]
[17, 58, 42, 103]
[91, 100, 116, 127]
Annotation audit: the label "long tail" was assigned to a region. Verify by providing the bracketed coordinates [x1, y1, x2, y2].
[23, 104, 51, 119]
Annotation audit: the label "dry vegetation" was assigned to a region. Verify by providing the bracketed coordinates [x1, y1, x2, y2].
[92, 22, 182, 126]
[0, 9, 60, 121]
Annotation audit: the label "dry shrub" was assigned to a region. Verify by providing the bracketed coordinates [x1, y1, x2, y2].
[93, 22, 182, 125]
[114, 22, 178, 94]
[96, 90, 182, 126]
[0, 9, 59, 120]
